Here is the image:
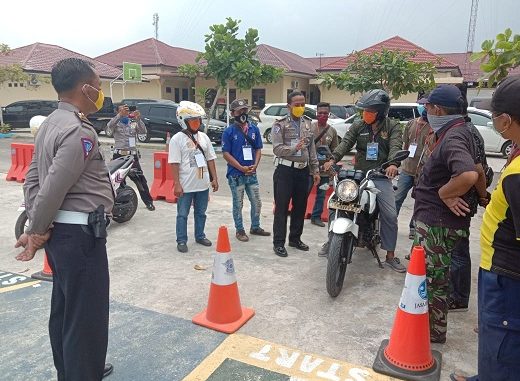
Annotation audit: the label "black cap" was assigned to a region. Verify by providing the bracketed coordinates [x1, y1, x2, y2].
[230, 99, 250, 112]
[417, 85, 463, 108]
[480, 75, 520, 119]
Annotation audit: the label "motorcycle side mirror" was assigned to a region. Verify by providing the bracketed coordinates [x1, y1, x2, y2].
[392, 150, 410, 163]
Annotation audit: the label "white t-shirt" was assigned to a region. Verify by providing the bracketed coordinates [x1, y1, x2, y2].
[168, 131, 217, 193]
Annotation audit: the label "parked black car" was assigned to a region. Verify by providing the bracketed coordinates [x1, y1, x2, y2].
[136, 101, 226, 144]
[1, 100, 58, 128]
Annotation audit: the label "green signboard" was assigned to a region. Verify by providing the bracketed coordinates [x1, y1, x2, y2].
[123, 62, 142, 82]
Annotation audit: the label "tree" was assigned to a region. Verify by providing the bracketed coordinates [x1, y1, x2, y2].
[320, 49, 437, 100]
[178, 17, 283, 124]
[471, 28, 520, 86]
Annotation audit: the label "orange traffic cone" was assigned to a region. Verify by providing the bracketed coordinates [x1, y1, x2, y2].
[372, 246, 441, 380]
[31, 252, 53, 282]
[192, 226, 254, 333]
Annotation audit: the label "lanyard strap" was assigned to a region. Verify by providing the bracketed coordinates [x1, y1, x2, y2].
[432, 121, 465, 151]
[413, 119, 428, 143]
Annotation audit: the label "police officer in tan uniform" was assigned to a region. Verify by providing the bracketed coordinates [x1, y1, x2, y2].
[15, 58, 114, 380]
[272, 91, 320, 257]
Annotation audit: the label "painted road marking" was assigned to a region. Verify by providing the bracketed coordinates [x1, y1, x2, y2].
[183, 333, 397, 380]
[0, 270, 40, 293]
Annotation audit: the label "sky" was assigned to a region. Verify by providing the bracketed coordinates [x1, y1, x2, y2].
[1, 0, 519, 59]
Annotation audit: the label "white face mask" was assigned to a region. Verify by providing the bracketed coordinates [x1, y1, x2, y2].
[492, 114, 512, 135]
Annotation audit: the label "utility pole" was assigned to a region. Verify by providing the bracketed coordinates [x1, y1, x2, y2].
[153, 13, 159, 40]
[316, 52, 324, 70]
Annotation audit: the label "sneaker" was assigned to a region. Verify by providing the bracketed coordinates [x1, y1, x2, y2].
[250, 227, 271, 236]
[408, 228, 415, 240]
[311, 218, 325, 227]
[177, 242, 188, 253]
[236, 230, 249, 242]
[385, 257, 406, 273]
[448, 299, 469, 312]
[318, 242, 329, 257]
[195, 238, 212, 247]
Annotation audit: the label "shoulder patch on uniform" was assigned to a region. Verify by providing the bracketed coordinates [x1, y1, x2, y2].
[81, 137, 94, 160]
[275, 115, 288, 122]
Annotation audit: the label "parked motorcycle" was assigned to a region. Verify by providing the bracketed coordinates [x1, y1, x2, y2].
[325, 150, 410, 297]
[14, 155, 139, 240]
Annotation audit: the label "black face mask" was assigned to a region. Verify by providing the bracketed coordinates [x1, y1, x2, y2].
[234, 113, 248, 124]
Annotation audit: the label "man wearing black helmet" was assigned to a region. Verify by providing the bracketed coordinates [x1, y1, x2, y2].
[323, 89, 405, 272]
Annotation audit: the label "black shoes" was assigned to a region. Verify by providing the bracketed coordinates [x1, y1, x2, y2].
[103, 363, 113, 378]
[196, 238, 212, 246]
[273, 246, 288, 257]
[289, 240, 309, 251]
[250, 227, 271, 236]
[448, 298, 469, 312]
[146, 203, 155, 211]
[177, 243, 188, 253]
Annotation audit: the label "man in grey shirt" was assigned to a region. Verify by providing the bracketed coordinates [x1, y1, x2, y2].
[15, 58, 115, 380]
[107, 105, 155, 210]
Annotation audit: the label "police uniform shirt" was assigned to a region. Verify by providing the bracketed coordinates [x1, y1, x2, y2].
[107, 115, 147, 150]
[24, 102, 115, 235]
[221, 122, 263, 178]
[271, 115, 319, 174]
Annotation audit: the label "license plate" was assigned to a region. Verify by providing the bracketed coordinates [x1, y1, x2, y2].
[329, 200, 362, 213]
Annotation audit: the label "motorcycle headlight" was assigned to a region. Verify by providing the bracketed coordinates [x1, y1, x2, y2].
[336, 179, 359, 202]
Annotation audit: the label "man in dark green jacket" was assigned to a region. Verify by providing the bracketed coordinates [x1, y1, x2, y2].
[322, 89, 405, 272]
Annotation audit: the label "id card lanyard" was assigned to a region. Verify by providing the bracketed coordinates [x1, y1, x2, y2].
[366, 124, 382, 161]
[408, 121, 427, 158]
[186, 131, 206, 179]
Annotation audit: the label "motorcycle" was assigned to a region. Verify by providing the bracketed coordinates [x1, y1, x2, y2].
[14, 155, 139, 240]
[325, 150, 410, 297]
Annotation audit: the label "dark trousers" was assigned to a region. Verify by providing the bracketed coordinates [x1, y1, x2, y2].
[273, 165, 311, 247]
[112, 153, 153, 205]
[449, 236, 471, 306]
[45, 223, 109, 381]
[473, 269, 520, 380]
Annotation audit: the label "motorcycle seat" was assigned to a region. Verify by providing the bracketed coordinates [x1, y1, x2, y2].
[107, 155, 132, 174]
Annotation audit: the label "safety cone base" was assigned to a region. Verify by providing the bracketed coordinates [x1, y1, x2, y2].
[372, 339, 442, 381]
[31, 271, 53, 282]
[192, 306, 255, 334]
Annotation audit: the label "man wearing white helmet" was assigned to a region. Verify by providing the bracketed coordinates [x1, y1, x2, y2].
[168, 101, 219, 253]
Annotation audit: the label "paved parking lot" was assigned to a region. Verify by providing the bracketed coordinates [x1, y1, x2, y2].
[0, 132, 505, 380]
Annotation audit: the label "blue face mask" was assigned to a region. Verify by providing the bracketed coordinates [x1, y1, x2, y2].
[417, 105, 426, 115]
[120, 117, 129, 124]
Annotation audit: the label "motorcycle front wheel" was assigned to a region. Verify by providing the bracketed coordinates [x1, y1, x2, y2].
[326, 233, 354, 298]
[15, 210, 28, 240]
[112, 188, 138, 223]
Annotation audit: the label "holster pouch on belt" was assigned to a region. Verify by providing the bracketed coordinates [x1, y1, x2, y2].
[88, 205, 107, 239]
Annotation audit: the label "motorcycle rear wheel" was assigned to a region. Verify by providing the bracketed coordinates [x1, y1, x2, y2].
[326, 233, 353, 297]
[15, 210, 28, 240]
[112, 188, 138, 223]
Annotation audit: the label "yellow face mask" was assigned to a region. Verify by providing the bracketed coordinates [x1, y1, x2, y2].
[291, 106, 305, 118]
[83, 84, 105, 111]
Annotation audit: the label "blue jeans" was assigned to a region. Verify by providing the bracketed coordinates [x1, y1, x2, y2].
[395, 172, 415, 229]
[311, 176, 329, 220]
[449, 236, 471, 306]
[372, 178, 398, 252]
[227, 174, 262, 232]
[176, 189, 209, 244]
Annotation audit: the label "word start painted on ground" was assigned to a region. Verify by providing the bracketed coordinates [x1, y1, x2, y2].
[249, 344, 372, 381]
